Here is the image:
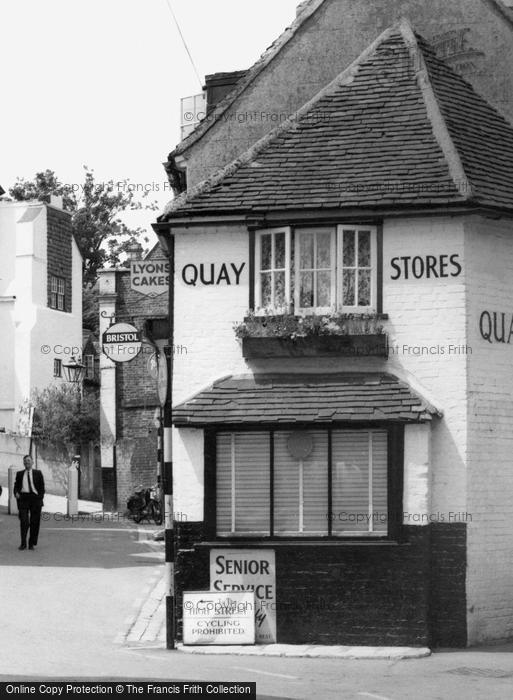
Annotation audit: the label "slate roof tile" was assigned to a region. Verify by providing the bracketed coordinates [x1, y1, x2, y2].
[172, 373, 441, 427]
[161, 19, 513, 221]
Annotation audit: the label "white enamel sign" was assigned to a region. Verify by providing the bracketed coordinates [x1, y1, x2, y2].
[102, 322, 142, 363]
[210, 549, 276, 644]
[183, 591, 255, 646]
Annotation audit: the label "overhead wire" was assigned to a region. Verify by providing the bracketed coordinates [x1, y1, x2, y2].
[164, 0, 204, 90]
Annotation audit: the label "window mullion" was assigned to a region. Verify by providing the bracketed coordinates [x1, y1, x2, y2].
[368, 431, 373, 533]
[270, 431, 274, 537]
[231, 433, 236, 534]
[299, 459, 304, 533]
[328, 429, 332, 536]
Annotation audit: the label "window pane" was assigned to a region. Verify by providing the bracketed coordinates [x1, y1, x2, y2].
[343, 230, 355, 267]
[261, 234, 272, 271]
[216, 432, 270, 535]
[372, 432, 388, 533]
[234, 433, 270, 533]
[274, 433, 300, 533]
[275, 232, 285, 269]
[216, 434, 233, 534]
[299, 233, 314, 269]
[299, 271, 314, 308]
[358, 231, 371, 267]
[343, 270, 355, 306]
[261, 272, 272, 307]
[358, 269, 371, 306]
[275, 271, 286, 307]
[332, 431, 388, 535]
[274, 431, 328, 535]
[317, 232, 331, 268]
[332, 431, 370, 534]
[317, 271, 331, 307]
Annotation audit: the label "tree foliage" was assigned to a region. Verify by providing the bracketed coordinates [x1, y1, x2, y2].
[9, 167, 157, 286]
[31, 384, 100, 445]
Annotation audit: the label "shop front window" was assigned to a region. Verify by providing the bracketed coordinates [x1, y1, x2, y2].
[254, 225, 378, 314]
[216, 428, 390, 538]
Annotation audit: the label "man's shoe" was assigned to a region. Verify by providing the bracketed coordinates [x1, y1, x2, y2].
[28, 545, 35, 550]
[18, 544, 26, 550]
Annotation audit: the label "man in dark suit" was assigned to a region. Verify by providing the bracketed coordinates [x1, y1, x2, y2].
[13, 455, 45, 551]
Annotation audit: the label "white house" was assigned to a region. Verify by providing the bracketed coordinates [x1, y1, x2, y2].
[0, 197, 82, 433]
[154, 19, 513, 648]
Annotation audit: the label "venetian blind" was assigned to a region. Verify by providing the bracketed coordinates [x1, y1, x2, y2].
[216, 432, 270, 535]
[274, 431, 328, 535]
[332, 430, 388, 535]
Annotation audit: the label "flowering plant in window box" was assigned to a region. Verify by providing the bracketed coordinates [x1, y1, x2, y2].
[234, 312, 388, 358]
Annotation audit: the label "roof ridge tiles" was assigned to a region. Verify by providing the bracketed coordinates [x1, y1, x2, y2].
[398, 19, 474, 201]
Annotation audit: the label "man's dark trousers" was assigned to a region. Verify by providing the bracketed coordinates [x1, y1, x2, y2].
[18, 493, 43, 547]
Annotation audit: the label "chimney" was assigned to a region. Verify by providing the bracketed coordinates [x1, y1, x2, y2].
[126, 241, 143, 262]
[204, 70, 248, 114]
[49, 194, 63, 209]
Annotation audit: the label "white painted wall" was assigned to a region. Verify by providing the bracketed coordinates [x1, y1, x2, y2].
[465, 214, 513, 644]
[172, 216, 467, 524]
[0, 200, 82, 432]
[383, 216, 468, 520]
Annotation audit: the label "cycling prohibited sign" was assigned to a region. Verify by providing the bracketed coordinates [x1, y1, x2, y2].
[183, 591, 255, 646]
[102, 322, 142, 363]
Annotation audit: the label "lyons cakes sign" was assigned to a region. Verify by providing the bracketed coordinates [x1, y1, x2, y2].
[131, 259, 169, 297]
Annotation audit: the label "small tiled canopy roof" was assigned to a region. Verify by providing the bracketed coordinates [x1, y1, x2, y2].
[172, 373, 441, 427]
[161, 18, 513, 220]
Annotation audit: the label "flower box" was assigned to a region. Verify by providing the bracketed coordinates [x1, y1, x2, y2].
[241, 334, 388, 359]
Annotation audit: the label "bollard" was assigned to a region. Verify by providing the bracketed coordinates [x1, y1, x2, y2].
[8, 466, 18, 516]
[67, 465, 78, 516]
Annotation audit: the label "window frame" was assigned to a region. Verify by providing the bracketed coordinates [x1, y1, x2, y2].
[205, 423, 404, 543]
[85, 354, 95, 380]
[251, 224, 379, 315]
[336, 225, 378, 312]
[53, 358, 62, 378]
[49, 274, 66, 311]
[254, 227, 292, 314]
[294, 227, 337, 315]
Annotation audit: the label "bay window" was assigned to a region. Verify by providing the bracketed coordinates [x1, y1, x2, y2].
[215, 428, 394, 538]
[254, 225, 378, 314]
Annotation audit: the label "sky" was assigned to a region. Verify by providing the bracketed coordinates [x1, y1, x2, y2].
[1, 0, 301, 241]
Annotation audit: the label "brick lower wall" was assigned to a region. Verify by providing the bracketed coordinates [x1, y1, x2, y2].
[429, 522, 467, 647]
[173, 523, 467, 646]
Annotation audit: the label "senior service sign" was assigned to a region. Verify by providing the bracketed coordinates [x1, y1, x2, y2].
[131, 258, 169, 297]
[210, 549, 276, 643]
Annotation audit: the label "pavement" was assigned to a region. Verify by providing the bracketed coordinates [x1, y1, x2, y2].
[3, 487, 513, 698]
[0, 487, 430, 659]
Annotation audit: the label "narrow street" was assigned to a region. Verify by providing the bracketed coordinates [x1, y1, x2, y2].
[1, 503, 513, 699]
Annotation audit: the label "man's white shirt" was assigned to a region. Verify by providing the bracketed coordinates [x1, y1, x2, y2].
[21, 469, 38, 495]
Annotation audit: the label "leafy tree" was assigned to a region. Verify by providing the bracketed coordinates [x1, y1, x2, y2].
[31, 384, 100, 445]
[82, 282, 100, 335]
[9, 167, 157, 286]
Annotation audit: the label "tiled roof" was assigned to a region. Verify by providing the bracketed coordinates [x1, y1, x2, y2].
[161, 19, 513, 220]
[172, 373, 441, 427]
